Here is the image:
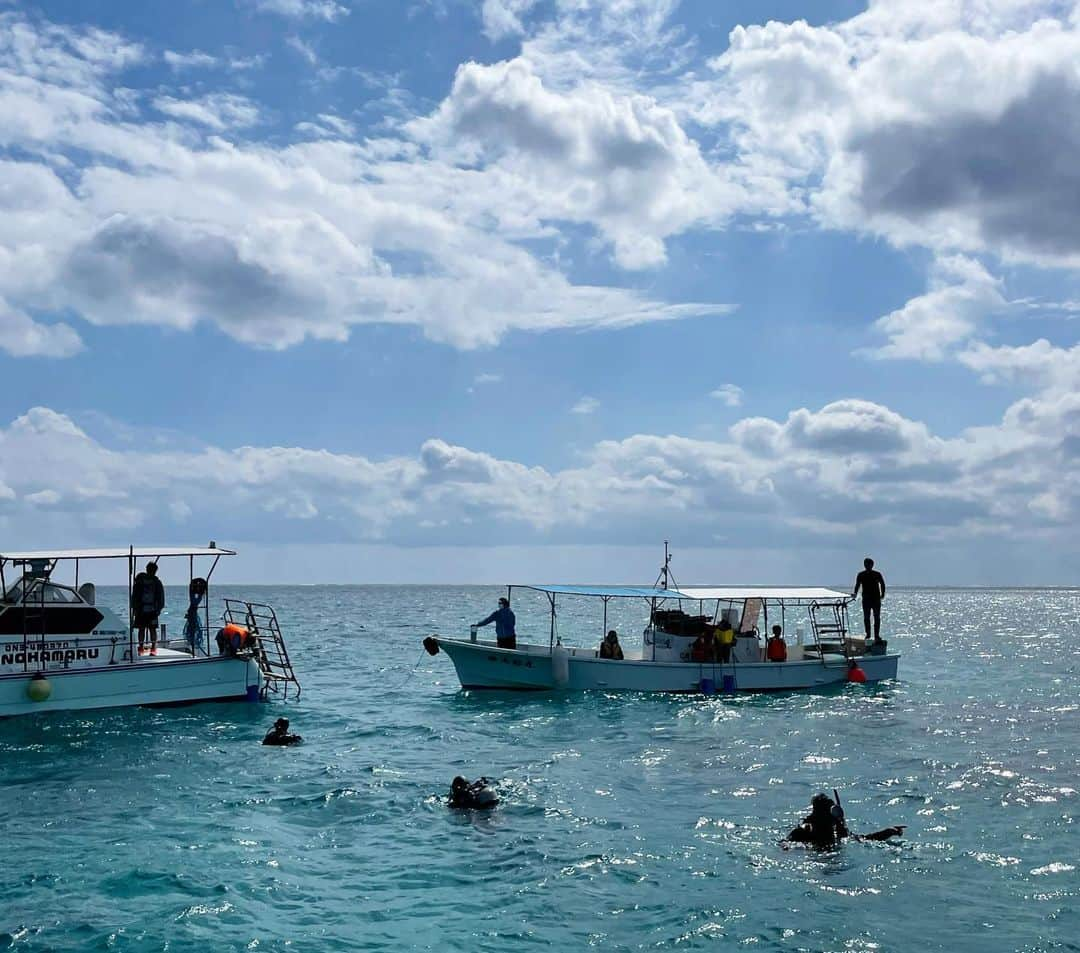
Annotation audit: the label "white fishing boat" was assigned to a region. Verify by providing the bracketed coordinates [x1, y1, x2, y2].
[425, 553, 899, 693]
[0, 545, 299, 718]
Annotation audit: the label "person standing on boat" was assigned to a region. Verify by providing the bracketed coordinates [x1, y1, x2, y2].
[852, 557, 886, 642]
[715, 618, 735, 663]
[476, 596, 516, 649]
[131, 561, 166, 657]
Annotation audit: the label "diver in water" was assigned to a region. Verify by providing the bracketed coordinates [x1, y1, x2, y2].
[262, 717, 302, 746]
[786, 792, 905, 848]
[788, 792, 849, 848]
[448, 776, 498, 810]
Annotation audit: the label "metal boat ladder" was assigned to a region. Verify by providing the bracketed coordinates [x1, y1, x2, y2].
[808, 600, 852, 667]
[224, 599, 301, 700]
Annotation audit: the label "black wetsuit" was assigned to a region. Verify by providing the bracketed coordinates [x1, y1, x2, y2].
[262, 727, 302, 746]
[788, 802, 849, 848]
[448, 779, 498, 809]
[853, 569, 886, 640]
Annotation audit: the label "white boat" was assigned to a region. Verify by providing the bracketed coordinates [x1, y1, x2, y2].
[0, 545, 299, 718]
[426, 580, 899, 694]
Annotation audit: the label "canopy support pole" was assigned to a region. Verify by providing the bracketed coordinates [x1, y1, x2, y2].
[548, 592, 556, 649]
[127, 545, 134, 663]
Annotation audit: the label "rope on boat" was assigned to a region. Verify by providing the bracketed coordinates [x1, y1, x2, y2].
[385, 647, 429, 692]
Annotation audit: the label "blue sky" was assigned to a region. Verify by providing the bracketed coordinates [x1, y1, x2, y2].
[1, 0, 1079, 584]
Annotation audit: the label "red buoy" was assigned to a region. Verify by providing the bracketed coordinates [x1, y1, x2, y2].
[847, 663, 867, 683]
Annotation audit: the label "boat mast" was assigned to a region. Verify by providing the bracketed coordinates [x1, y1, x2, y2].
[655, 540, 677, 591]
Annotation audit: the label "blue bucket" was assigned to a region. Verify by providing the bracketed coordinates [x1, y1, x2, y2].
[722, 674, 737, 694]
[699, 677, 716, 695]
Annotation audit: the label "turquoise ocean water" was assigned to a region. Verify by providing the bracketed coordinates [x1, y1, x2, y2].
[2, 586, 1078, 952]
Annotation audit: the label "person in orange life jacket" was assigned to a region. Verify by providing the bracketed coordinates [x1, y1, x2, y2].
[766, 625, 787, 662]
[477, 597, 516, 649]
[131, 561, 165, 657]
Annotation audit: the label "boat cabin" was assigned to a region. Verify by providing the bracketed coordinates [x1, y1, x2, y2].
[0, 546, 232, 674]
[649, 587, 868, 662]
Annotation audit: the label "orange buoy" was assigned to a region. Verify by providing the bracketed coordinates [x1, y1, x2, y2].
[847, 663, 867, 683]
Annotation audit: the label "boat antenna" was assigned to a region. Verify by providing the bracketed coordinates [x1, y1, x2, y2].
[654, 541, 678, 592]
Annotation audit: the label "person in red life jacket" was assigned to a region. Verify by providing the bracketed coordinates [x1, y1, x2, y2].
[690, 634, 707, 662]
[766, 624, 787, 662]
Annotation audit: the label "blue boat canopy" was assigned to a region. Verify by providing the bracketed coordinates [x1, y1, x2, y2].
[521, 584, 689, 599]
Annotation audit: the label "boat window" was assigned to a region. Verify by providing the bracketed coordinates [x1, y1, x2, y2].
[2, 580, 29, 603]
[39, 583, 84, 603]
[1, 579, 83, 604]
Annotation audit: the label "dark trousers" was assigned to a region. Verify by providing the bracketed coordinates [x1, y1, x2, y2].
[862, 601, 881, 640]
[497, 636, 517, 650]
[718, 644, 731, 663]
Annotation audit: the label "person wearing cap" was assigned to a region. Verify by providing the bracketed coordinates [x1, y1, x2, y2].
[262, 717, 302, 746]
[476, 596, 517, 649]
[599, 630, 624, 660]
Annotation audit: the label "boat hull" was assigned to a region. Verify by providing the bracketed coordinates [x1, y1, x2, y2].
[0, 655, 263, 718]
[437, 639, 899, 693]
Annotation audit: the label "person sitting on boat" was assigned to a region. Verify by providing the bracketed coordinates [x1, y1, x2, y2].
[599, 630, 624, 660]
[448, 776, 498, 810]
[689, 634, 707, 663]
[262, 717, 302, 746]
[131, 561, 166, 657]
[715, 619, 735, 663]
[766, 625, 788, 662]
[476, 597, 516, 649]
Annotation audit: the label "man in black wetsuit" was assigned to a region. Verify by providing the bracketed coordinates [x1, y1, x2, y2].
[852, 557, 886, 642]
[448, 776, 498, 809]
[786, 792, 905, 848]
[262, 718, 302, 746]
[788, 793, 849, 848]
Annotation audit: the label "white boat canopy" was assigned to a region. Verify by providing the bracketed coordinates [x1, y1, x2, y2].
[678, 586, 848, 602]
[522, 584, 689, 599]
[0, 546, 236, 562]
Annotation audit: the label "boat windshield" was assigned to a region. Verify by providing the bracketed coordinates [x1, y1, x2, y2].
[2, 578, 84, 604]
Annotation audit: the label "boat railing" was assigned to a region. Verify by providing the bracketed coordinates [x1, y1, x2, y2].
[806, 600, 853, 663]
[223, 599, 301, 700]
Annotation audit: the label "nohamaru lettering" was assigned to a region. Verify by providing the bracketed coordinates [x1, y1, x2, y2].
[1, 648, 99, 666]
